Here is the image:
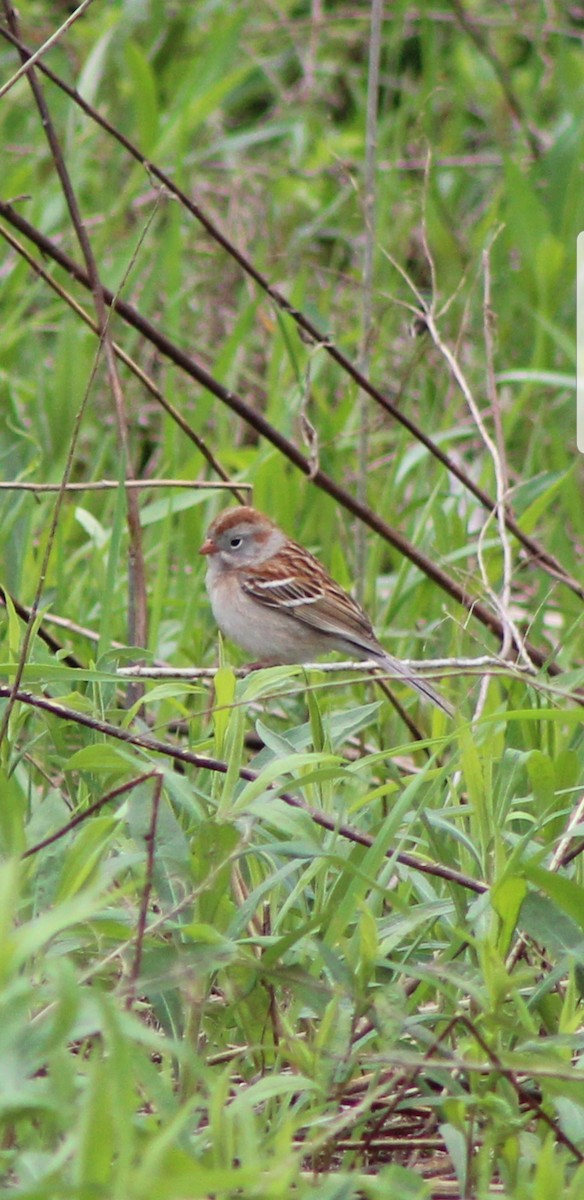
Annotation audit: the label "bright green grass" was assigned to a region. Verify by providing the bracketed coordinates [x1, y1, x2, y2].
[0, 2, 583, 1196]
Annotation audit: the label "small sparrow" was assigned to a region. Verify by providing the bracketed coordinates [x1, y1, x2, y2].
[200, 506, 451, 715]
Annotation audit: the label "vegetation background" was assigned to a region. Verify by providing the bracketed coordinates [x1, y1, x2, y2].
[0, 0, 583, 1196]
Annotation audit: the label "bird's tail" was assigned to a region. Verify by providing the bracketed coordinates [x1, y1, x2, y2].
[375, 653, 453, 717]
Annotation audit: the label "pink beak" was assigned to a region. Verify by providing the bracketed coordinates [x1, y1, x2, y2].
[199, 537, 218, 556]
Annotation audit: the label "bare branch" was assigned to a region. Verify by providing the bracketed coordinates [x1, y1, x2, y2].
[5, 686, 486, 895]
[0, 26, 579, 604]
[0, 202, 573, 682]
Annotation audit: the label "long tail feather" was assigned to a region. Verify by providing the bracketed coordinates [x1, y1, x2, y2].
[375, 653, 453, 717]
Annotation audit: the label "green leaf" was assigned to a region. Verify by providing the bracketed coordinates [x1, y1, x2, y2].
[212, 666, 237, 758]
[56, 817, 122, 900]
[217, 700, 246, 819]
[515, 469, 573, 534]
[139, 489, 211, 527]
[527, 750, 556, 811]
[65, 744, 139, 772]
[230, 751, 341, 814]
[125, 41, 159, 151]
[77, 25, 118, 104]
[521, 892, 584, 955]
[526, 866, 584, 936]
[491, 875, 527, 957]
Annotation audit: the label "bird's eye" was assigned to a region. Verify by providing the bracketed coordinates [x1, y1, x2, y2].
[230, 536, 243, 549]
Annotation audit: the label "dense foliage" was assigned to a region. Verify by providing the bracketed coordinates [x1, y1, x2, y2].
[0, 1, 583, 1196]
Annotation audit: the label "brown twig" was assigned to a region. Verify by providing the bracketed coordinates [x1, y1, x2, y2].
[0, 0, 96, 98]
[366, 1012, 583, 1164]
[355, 0, 383, 602]
[453, 1015, 583, 1161]
[5, 686, 487, 895]
[3, 3, 147, 670]
[0, 26, 580, 605]
[0, 583, 84, 670]
[0, 220, 248, 502]
[448, 0, 544, 160]
[471, 237, 534, 721]
[22, 771, 157, 859]
[507, 790, 584, 970]
[0, 203, 574, 685]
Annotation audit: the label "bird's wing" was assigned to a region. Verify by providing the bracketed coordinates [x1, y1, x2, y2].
[240, 543, 452, 714]
[239, 543, 378, 651]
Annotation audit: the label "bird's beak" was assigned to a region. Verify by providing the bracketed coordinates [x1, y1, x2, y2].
[199, 537, 218, 556]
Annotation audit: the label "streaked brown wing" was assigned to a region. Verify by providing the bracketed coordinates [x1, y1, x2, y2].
[240, 543, 377, 649]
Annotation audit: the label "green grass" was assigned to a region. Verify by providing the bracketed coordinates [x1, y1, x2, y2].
[0, 1, 583, 1196]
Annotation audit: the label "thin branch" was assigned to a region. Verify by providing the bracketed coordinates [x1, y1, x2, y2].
[0, 479, 251, 494]
[475, 238, 534, 676]
[0, 0, 96, 99]
[112, 656, 534, 680]
[366, 1011, 584, 1163]
[558, 832, 584, 870]
[0, 583, 83, 669]
[355, 0, 383, 602]
[5, 686, 487, 895]
[480, 240, 513, 652]
[0, 202, 573, 681]
[22, 772, 157, 859]
[449, 0, 544, 159]
[0, 220, 248, 502]
[550, 792, 584, 872]
[0, 584, 166, 661]
[0, 27, 580, 604]
[4, 2, 148, 666]
[452, 1015, 583, 1161]
[507, 789, 584, 970]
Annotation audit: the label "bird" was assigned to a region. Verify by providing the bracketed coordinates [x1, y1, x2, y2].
[200, 505, 451, 715]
